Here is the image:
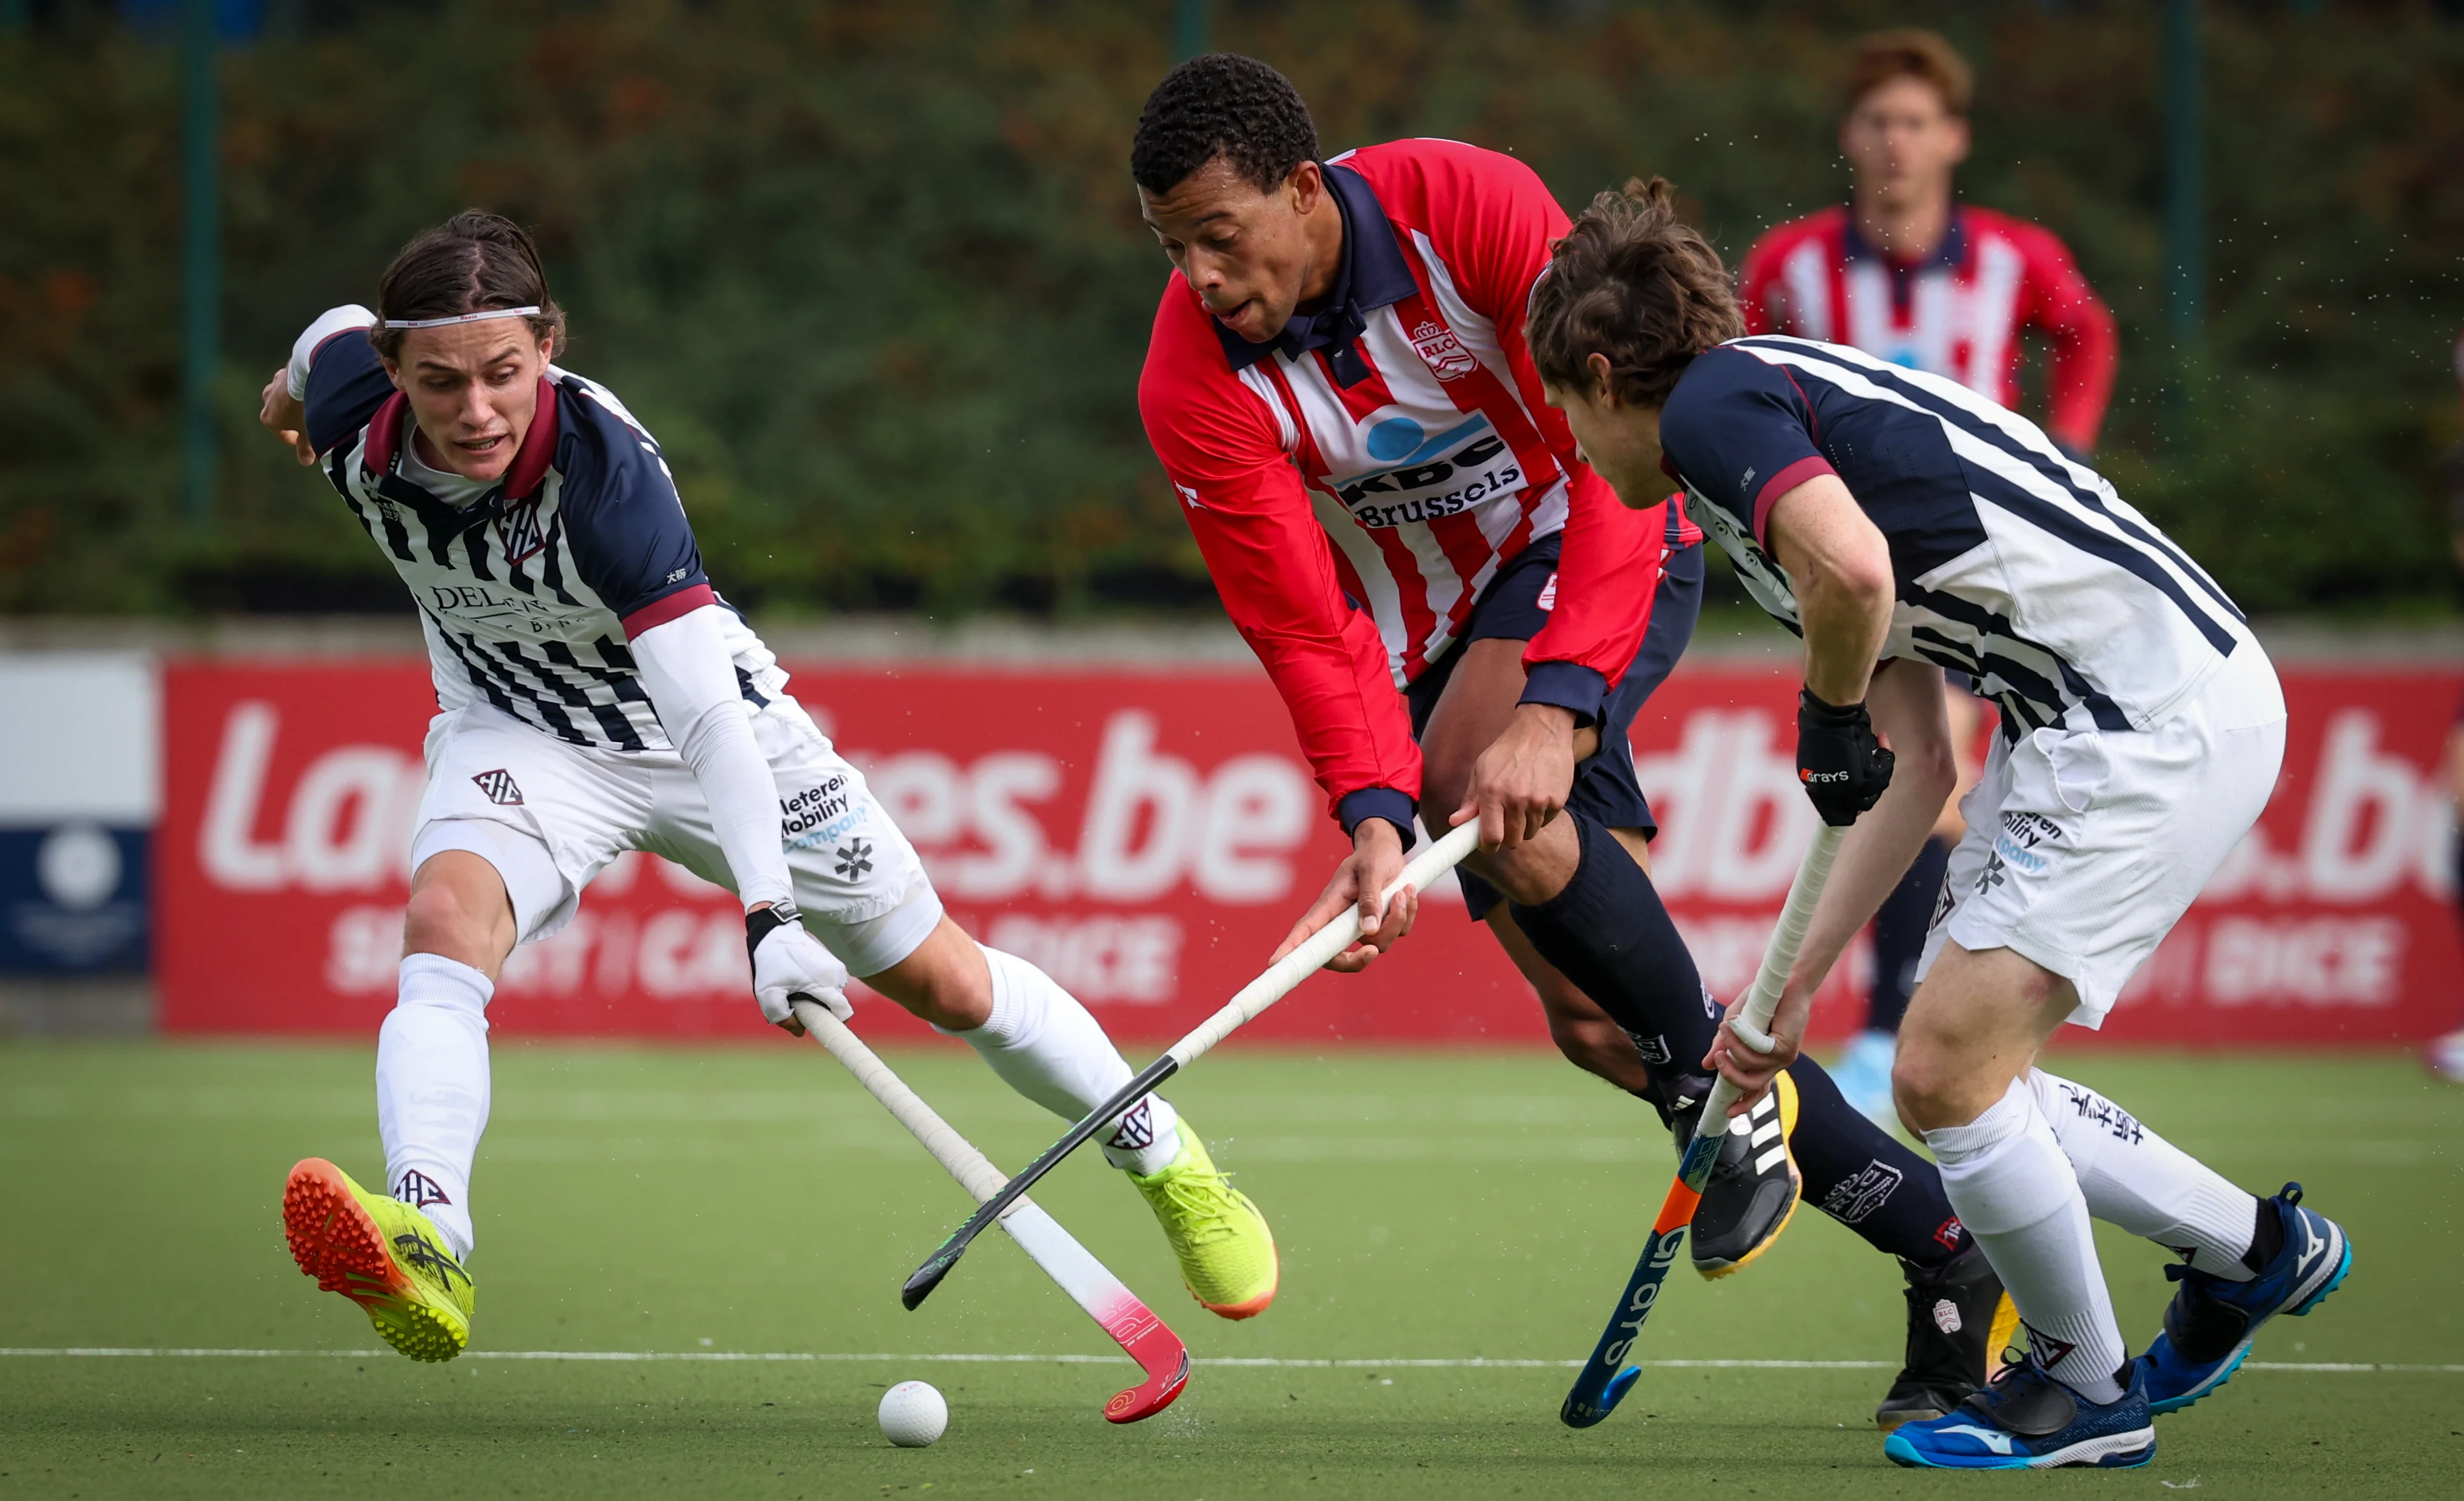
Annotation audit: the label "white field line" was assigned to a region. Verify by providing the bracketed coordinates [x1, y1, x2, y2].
[1, 1348, 2459, 1374]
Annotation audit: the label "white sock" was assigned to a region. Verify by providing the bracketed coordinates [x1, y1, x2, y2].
[1926, 1078, 2129, 1405]
[954, 946, 1182, 1176]
[2028, 1070, 2260, 1281]
[376, 953, 492, 1262]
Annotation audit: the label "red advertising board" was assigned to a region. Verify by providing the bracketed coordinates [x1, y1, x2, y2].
[157, 659, 2463, 1047]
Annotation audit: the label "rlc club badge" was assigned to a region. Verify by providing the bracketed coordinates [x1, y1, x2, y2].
[1409, 320, 1478, 382]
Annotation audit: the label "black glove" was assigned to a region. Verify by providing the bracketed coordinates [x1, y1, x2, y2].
[1796, 688, 1894, 827]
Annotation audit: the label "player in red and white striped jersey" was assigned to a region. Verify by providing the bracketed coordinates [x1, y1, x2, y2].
[1133, 55, 2012, 1429]
[1737, 29, 2117, 460]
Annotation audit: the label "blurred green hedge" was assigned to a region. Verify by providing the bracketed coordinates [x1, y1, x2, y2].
[3, 0, 2461, 619]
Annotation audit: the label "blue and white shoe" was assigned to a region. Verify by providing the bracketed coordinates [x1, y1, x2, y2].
[2134, 1182, 2351, 1415]
[1828, 1029, 1898, 1126]
[1883, 1360, 2155, 1470]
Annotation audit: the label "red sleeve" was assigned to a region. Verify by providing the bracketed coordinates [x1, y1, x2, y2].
[1138, 280, 1423, 826]
[1342, 142, 1666, 712]
[2012, 222, 2117, 454]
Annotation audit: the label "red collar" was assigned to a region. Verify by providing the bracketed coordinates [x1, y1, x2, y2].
[363, 377, 560, 498]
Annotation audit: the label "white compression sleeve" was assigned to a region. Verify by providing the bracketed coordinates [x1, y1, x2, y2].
[378, 953, 492, 1261]
[1925, 1078, 2129, 1405]
[2028, 1069, 2260, 1281]
[287, 304, 378, 399]
[956, 946, 1183, 1176]
[632, 605, 793, 910]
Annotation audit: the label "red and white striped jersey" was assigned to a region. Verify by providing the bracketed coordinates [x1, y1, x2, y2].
[1738, 205, 2117, 455]
[1139, 138, 1694, 822]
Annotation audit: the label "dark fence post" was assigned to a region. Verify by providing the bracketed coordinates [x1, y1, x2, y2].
[182, 0, 222, 525]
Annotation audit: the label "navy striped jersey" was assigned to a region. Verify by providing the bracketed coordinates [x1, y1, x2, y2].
[1658, 336, 2251, 738]
[300, 323, 787, 752]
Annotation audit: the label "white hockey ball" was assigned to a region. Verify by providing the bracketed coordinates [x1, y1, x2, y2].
[878, 1379, 948, 1447]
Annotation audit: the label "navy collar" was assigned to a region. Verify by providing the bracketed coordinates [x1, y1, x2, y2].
[1841, 204, 1967, 271]
[1214, 162, 1415, 386]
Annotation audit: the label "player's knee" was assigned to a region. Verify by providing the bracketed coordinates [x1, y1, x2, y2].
[1467, 841, 1555, 908]
[865, 923, 995, 1031]
[400, 879, 502, 966]
[1889, 1031, 1969, 1134]
[1417, 751, 1473, 827]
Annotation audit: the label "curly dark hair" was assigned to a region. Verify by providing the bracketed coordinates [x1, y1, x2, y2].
[1525, 178, 1742, 409]
[368, 211, 566, 362]
[1131, 53, 1318, 195]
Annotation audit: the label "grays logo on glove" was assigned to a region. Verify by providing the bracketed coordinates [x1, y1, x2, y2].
[1795, 688, 1895, 827]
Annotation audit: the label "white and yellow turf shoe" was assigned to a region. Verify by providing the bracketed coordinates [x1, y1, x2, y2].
[1681, 1070, 1803, 1279]
[283, 1158, 475, 1361]
[1130, 1122, 1278, 1320]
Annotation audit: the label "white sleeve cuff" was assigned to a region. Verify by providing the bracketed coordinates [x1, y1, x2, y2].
[287, 304, 379, 399]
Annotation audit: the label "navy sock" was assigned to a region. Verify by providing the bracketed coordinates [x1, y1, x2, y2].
[1784, 1054, 1969, 1269]
[1508, 811, 1717, 1101]
[2242, 1195, 2284, 1274]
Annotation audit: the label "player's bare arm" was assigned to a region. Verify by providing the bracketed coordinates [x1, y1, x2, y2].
[1705, 656, 1957, 1111]
[1764, 473, 1893, 708]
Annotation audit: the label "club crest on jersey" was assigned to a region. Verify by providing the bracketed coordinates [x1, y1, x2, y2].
[495, 496, 548, 565]
[1408, 319, 1478, 382]
[471, 769, 524, 806]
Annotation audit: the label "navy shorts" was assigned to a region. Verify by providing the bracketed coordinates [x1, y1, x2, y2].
[1404, 536, 1705, 919]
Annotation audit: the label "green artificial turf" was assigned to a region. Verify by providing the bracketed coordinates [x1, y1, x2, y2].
[2, 1040, 2457, 1498]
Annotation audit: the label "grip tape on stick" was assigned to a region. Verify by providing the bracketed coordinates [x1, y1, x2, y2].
[1690, 823, 1845, 1145]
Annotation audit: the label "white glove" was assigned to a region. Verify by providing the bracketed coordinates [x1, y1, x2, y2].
[746, 904, 852, 1033]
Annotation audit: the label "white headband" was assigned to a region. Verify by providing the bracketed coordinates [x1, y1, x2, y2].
[381, 305, 543, 330]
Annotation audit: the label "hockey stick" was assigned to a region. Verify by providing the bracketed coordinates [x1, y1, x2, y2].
[792, 998, 1189, 1424]
[902, 818, 1484, 1311]
[1559, 822, 1845, 1428]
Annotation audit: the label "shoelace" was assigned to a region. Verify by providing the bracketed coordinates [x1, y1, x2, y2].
[1149, 1169, 1246, 1248]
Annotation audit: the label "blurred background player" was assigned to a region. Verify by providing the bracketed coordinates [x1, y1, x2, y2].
[2435, 324, 2464, 1083]
[1740, 28, 2118, 1116]
[1529, 179, 2351, 1469]
[1740, 28, 2117, 460]
[1132, 54, 2012, 1430]
[257, 214, 1277, 1361]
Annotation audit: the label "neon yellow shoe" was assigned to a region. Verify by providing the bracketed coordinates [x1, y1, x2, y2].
[1130, 1121, 1278, 1320]
[283, 1158, 474, 1362]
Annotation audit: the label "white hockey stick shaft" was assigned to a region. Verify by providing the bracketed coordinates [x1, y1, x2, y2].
[1164, 817, 1482, 1067]
[1692, 823, 1845, 1144]
[796, 999, 1011, 1205]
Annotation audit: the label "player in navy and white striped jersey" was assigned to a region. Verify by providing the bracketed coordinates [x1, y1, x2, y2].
[1526, 181, 2351, 1470]
[256, 213, 1278, 1364]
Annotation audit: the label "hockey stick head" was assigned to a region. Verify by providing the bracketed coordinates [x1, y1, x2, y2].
[1102, 1307, 1192, 1423]
[1561, 1364, 1643, 1428]
[902, 1236, 969, 1310]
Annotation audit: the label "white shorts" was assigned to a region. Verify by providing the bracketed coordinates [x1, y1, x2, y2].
[1917, 646, 2287, 1027]
[408, 698, 941, 977]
